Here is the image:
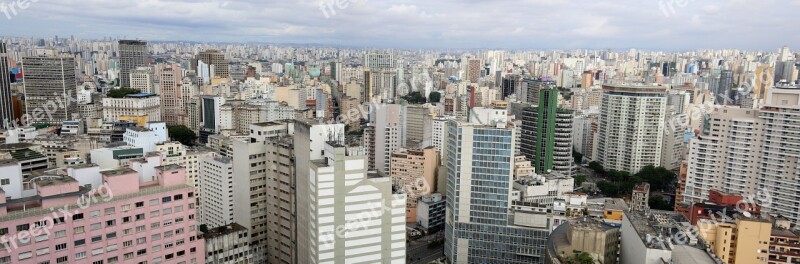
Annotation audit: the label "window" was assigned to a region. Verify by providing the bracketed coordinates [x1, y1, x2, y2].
[124, 252, 134, 260]
[31, 234, 48, 243]
[90, 210, 101, 218]
[173, 194, 183, 200]
[34, 220, 49, 228]
[0, 179, 9, 185]
[175, 217, 184, 223]
[174, 206, 183, 212]
[150, 210, 160, 217]
[123, 216, 131, 223]
[36, 247, 49, 256]
[149, 199, 159, 206]
[151, 223, 160, 229]
[0, 228, 7, 235]
[123, 240, 132, 247]
[152, 244, 161, 252]
[107, 244, 118, 252]
[175, 239, 184, 246]
[91, 223, 102, 231]
[163, 220, 172, 226]
[164, 231, 174, 238]
[135, 201, 144, 208]
[57, 256, 68, 263]
[75, 251, 87, 259]
[164, 243, 173, 249]
[123, 228, 132, 235]
[136, 225, 146, 232]
[92, 247, 104, 256]
[56, 243, 67, 251]
[74, 239, 85, 247]
[74, 226, 84, 234]
[106, 232, 117, 239]
[19, 251, 33, 260]
[151, 234, 161, 241]
[188, 192, 194, 197]
[135, 214, 145, 221]
[136, 237, 146, 244]
[0, 256, 10, 263]
[55, 230, 66, 238]
[136, 249, 146, 256]
[17, 224, 30, 232]
[121, 204, 131, 212]
[105, 207, 115, 215]
[162, 196, 171, 203]
[175, 228, 184, 235]
[165, 253, 174, 260]
[108, 256, 118, 264]
[162, 208, 172, 215]
[72, 213, 84, 221]
[176, 250, 185, 257]
[92, 260, 104, 264]
[54, 217, 65, 224]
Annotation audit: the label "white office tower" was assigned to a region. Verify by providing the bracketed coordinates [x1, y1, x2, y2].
[594, 84, 667, 173]
[684, 86, 800, 224]
[198, 155, 234, 228]
[306, 142, 407, 264]
[371, 104, 405, 174]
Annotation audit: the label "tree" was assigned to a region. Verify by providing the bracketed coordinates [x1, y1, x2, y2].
[572, 150, 584, 164]
[588, 161, 605, 174]
[574, 175, 587, 187]
[575, 253, 594, 264]
[402, 91, 427, 104]
[107, 88, 141, 98]
[649, 196, 672, 210]
[429, 91, 442, 103]
[634, 165, 676, 191]
[167, 125, 197, 146]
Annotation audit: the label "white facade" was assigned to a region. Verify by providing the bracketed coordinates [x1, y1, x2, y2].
[430, 116, 454, 158]
[123, 122, 168, 153]
[130, 66, 155, 94]
[199, 155, 235, 228]
[0, 160, 23, 199]
[595, 84, 667, 173]
[102, 93, 161, 122]
[307, 143, 406, 264]
[373, 104, 404, 174]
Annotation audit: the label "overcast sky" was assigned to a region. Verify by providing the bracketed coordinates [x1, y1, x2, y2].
[2, 0, 798, 50]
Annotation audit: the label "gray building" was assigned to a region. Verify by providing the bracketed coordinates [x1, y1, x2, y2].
[22, 55, 77, 124]
[118, 40, 148, 88]
[202, 223, 252, 264]
[0, 43, 12, 128]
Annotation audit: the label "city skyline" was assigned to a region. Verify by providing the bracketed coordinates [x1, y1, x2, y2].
[1, 0, 798, 50]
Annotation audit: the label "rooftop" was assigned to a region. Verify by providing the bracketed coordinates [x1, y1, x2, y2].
[100, 168, 137, 177]
[202, 223, 248, 240]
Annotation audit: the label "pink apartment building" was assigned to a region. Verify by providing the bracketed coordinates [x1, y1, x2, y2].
[0, 163, 205, 264]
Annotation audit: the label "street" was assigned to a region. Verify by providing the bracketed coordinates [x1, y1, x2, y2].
[407, 232, 444, 264]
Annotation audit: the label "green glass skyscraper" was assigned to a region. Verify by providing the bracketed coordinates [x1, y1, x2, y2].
[521, 86, 575, 175]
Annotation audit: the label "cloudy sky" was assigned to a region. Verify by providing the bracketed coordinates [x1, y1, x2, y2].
[2, 0, 798, 50]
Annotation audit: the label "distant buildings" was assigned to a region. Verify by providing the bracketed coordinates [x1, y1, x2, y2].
[0, 43, 13, 128]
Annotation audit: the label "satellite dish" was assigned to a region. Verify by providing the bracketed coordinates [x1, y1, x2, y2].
[743, 211, 752, 218]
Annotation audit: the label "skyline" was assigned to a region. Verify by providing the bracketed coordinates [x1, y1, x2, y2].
[0, 0, 798, 50]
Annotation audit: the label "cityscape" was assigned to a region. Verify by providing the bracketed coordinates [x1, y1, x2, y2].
[0, 1, 800, 264]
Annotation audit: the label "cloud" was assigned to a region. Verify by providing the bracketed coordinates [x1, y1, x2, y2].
[1, 0, 796, 50]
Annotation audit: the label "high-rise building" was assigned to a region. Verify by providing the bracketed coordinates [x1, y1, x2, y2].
[716, 70, 734, 105]
[521, 86, 576, 176]
[594, 84, 667, 173]
[118, 40, 148, 88]
[372, 104, 404, 174]
[404, 104, 434, 148]
[444, 118, 547, 263]
[467, 59, 482, 83]
[198, 155, 234, 228]
[194, 50, 229, 79]
[0, 43, 13, 128]
[158, 63, 184, 126]
[365, 51, 394, 69]
[0, 163, 206, 264]
[330, 61, 342, 82]
[130, 66, 155, 94]
[202, 223, 253, 264]
[305, 142, 407, 263]
[22, 55, 78, 124]
[102, 93, 161, 123]
[390, 147, 439, 222]
[264, 135, 296, 264]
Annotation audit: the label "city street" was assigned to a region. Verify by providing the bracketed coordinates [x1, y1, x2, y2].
[407, 232, 445, 264]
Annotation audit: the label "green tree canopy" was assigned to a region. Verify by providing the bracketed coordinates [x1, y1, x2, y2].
[167, 125, 197, 146]
[107, 88, 141, 98]
[403, 91, 427, 104]
[429, 91, 442, 103]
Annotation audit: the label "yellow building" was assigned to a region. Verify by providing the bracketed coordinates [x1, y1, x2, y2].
[390, 147, 439, 223]
[697, 216, 771, 264]
[119, 115, 149, 127]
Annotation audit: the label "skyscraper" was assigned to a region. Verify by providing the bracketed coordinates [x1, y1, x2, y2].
[194, 49, 229, 79]
[22, 55, 78, 124]
[521, 87, 575, 175]
[444, 116, 547, 263]
[118, 40, 148, 88]
[594, 84, 667, 173]
[0, 43, 13, 128]
[716, 70, 734, 105]
[158, 63, 184, 125]
[466, 59, 482, 83]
